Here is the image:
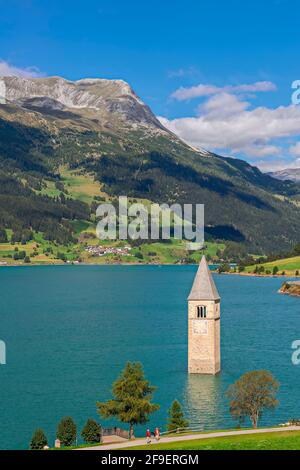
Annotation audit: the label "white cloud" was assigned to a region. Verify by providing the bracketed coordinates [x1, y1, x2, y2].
[255, 158, 300, 172]
[171, 81, 276, 101]
[0, 60, 43, 78]
[199, 93, 250, 118]
[241, 145, 282, 158]
[159, 89, 300, 170]
[172, 84, 220, 100]
[160, 102, 300, 153]
[289, 142, 300, 157]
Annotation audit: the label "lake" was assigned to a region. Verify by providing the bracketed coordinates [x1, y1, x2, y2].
[0, 265, 299, 449]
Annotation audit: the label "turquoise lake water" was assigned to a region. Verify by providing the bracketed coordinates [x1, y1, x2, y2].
[0, 265, 300, 449]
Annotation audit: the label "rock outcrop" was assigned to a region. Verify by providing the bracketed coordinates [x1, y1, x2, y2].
[279, 281, 300, 297]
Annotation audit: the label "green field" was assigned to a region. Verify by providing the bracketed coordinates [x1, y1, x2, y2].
[0, 227, 225, 266]
[124, 430, 300, 450]
[36, 168, 106, 205]
[246, 255, 300, 275]
[60, 168, 106, 204]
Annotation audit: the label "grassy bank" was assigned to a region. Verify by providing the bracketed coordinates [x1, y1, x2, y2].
[245, 255, 300, 276]
[124, 430, 300, 450]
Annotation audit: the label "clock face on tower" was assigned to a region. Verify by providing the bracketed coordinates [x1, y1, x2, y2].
[192, 319, 208, 336]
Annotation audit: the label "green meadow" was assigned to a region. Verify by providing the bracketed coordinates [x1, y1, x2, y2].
[0, 228, 224, 266]
[124, 430, 300, 450]
[246, 255, 300, 275]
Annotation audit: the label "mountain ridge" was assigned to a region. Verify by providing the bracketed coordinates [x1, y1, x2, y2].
[0, 75, 300, 254]
[267, 168, 300, 183]
[0, 76, 196, 143]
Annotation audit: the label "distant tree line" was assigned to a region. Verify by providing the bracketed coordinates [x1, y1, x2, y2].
[247, 242, 300, 267]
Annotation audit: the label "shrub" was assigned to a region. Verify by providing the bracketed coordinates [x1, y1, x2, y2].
[30, 428, 48, 450]
[56, 417, 77, 447]
[81, 419, 102, 444]
[218, 263, 231, 274]
[167, 400, 189, 432]
[147, 252, 157, 257]
[272, 266, 279, 276]
[13, 250, 26, 260]
[57, 252, 67, 262]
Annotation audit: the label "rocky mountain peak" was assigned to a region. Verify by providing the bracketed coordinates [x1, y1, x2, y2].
[0, 75, 164, 130]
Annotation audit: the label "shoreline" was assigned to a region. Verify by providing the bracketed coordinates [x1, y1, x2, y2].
[0, 261, 201, 268]
[221, 271, 297, 279]
[0, 262, 298, 279]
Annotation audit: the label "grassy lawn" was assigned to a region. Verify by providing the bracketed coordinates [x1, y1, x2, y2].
[51, 442, 104, 450]
[246, 255, 300, 275]
[124, 431, 300, 450]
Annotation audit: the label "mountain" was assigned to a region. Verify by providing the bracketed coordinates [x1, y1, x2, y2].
[1, 75, 300, 254]
[0, 76, 166, 129]
[267, 168, 300, 183]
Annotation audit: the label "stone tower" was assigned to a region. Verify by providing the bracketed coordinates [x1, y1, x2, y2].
[188, 256, 221, 375]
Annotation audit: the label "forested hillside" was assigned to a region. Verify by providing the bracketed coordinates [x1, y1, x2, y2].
[0, 76, 300, 257]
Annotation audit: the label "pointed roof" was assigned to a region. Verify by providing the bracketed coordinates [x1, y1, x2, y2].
[188, 256, 220, 301]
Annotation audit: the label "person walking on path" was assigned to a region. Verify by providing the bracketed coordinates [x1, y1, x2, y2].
[146, 429, 151, 444]
[154, 427, 160, 442]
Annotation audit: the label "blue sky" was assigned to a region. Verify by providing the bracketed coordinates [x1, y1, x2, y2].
[1, 0, 300, 170]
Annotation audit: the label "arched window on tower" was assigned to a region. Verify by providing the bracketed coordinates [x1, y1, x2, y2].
[197, 306, 207, 319]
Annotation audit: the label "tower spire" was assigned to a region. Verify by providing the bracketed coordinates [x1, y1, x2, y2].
[188, 256, 220, 301]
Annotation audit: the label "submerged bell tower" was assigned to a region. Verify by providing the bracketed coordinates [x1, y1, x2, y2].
[188, 256, 221, 375]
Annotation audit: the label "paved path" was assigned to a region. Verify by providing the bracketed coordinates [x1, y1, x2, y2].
[102, 436, 128, 444]
[80, 426, 299, 450]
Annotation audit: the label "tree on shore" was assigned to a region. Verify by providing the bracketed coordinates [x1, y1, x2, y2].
[218, 263, 231, 274]
[30, 428, 48, 450]
[273, 266, 279, 276]
[167, 400, 189, 431]
[97, 362, 160, 438]
[226, 370, 279, 429]
[81, 419, 102, 444]
[56, 417, 77, 447]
